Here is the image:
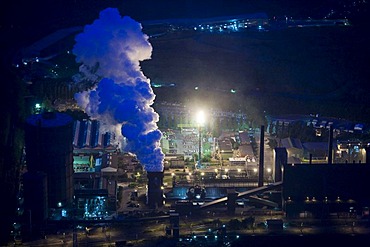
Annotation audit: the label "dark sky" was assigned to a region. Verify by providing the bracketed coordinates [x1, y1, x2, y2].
[0, 1, 306, 74]
[1, 0, 368, 60]
[1, 0, 369, 120]
[0, 1, 363, 39]
[1, 0, 368, 52]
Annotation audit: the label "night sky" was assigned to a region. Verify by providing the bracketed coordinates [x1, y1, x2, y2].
[1, 0, 369, 122]
[1, 0, 368, 52]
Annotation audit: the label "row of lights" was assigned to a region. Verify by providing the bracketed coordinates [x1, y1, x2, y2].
[171, 167, 272, 177]
[287, 196, 355, 203]
[171, 168, 272, 177]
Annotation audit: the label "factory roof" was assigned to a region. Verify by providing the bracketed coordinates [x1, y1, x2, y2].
[281, 137, 303, 150]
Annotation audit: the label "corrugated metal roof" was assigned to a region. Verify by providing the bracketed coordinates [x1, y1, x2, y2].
[281, 137, 303, 150]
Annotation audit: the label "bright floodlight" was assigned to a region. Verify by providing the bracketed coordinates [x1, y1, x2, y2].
[196, 110, 205, 126]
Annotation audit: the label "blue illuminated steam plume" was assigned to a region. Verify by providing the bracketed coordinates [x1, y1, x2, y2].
[72, 8, 164, 172]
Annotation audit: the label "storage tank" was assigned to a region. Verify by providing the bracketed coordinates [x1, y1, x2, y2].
[25, 112, 74, 208]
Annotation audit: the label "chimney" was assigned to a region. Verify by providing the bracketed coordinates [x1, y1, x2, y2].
[274, 147, 287, 182]
[147, 171, 164, 209]
[258, 125, 264, 187]
[328, 125, 333, 165]
[365, 146, 370, 164]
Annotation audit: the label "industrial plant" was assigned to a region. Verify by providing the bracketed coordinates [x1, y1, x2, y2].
[15, 109, 370, 246]
[4, 3, 370, 246]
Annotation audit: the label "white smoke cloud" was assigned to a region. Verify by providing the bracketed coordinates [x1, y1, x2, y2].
[73, 7, 164, 172]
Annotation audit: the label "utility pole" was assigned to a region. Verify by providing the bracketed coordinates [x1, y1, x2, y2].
[198, 125, 202, 167]
[28, 210, 32, 233]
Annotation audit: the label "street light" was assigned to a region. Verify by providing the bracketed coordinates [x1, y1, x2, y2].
[196, 110, 205, 168]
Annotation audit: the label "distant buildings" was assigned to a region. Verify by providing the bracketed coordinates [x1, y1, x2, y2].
[23, 113, 145, 223]
[71, 119, 144, 219]
[154, 101, 249, 132]
[266, 114, 368, 136]
[142, 12, 269, 33]
[21, 109, 370, 233]
[276, 136, 367, 165]
[266, 114, 369, 164]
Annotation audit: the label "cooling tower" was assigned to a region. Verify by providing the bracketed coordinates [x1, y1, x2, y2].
[25, 112, 74, 208]
[147, 171, 164, 209]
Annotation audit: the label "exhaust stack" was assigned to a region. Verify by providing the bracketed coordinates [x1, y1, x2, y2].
[328, 125, 333, 165]
[258, 125, 265, 187]
[147, 171, 164, 209]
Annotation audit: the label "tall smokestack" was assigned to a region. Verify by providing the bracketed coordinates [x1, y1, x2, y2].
[328, 125, 333, 165]
[274, 147, 287, 182]
[258, 125, 265, 187]
[147, 171, 164, 209]
[365, 146, 370, 164]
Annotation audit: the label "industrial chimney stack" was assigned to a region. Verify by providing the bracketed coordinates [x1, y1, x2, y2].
[147, 171, 164, 209]
[328, 125, 333, 165]
[258, 125, 265, 187]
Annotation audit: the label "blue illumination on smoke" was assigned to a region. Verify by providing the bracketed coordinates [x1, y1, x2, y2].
[72, 8, 164, 172]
